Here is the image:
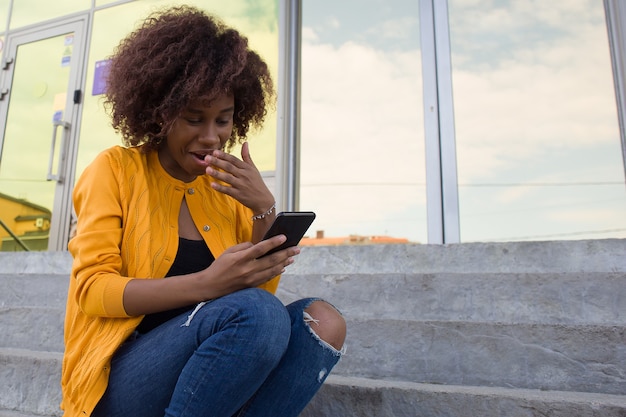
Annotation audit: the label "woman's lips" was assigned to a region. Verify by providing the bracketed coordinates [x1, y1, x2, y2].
[190, 149, 215, 162]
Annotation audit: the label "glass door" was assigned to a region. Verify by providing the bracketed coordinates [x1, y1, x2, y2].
[0, 17, 87, 251]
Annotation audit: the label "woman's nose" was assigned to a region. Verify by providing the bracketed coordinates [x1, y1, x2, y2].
[199, 123, 221, 146]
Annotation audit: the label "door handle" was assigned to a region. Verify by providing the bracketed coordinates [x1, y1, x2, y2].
[47, 120, 71, 182]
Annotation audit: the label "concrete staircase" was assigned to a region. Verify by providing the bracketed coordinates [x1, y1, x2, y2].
[0, 252, 68, 417]
[1, 239, 625, 416]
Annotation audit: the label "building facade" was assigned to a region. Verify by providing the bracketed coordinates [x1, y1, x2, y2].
[0, 0, 624, 251]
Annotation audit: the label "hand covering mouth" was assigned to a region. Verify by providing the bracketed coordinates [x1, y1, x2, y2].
[191, 150, 215, 161]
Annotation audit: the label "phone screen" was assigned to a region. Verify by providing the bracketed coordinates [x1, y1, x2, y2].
[258, 211, 316, 258]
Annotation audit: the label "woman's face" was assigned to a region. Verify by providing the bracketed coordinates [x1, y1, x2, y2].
[158, 93, 235, 182]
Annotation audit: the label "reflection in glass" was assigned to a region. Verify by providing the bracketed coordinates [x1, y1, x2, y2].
[0, 34, 72, 250]
[10, 0, 87, 29]
[0, 0, 8, 34]
[449, 1, 626, 242]
[76, 0, 279, 181]
[95, 0, 126, 7]
[300, 0, 425, 243]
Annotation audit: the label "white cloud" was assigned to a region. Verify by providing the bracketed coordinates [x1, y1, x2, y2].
[299, 34, 425, 240]
[451, 14, 619, 183]
[302, 27, 319, 43]
[301, 40, 424, 184]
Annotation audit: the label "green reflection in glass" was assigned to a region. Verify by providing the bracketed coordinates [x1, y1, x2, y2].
[0, 33, 73, 250]
[449, 0, 626, 242]
[76, 0, 279, 180]
[10, 0, 88, 29]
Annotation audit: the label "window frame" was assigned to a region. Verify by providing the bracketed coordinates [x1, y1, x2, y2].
[269, 0, 626, 244]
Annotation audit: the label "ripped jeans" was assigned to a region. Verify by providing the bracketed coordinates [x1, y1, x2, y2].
[92, 288, 344, 417]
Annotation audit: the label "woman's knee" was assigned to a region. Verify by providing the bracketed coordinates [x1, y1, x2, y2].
[304, 300, 346, 351]
[198, 288, 291, 350]
[235, 288, 291, 336]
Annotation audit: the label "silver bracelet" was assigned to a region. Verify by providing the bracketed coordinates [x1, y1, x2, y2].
[251, 202, 276, 221]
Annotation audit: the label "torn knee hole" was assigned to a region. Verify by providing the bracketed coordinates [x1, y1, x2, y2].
[302, 308, 346, 352]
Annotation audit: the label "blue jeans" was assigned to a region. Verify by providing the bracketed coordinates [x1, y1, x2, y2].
[92, 288, 343, 417]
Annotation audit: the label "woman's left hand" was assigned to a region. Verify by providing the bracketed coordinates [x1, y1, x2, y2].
[204, 142, 274, 214]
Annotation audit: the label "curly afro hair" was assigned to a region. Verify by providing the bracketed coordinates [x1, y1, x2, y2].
[104, 5, 274, 152]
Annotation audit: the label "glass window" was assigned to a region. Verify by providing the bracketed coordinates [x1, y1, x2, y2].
[76, 0, 279, 178]
[301, 0, 425, 243]
[0, 31, 77, 251]
[10, 0, 88, 29]
[95, 0, 128, 6]
[0, 0, 9, 34]
[448, 0, 626, 242]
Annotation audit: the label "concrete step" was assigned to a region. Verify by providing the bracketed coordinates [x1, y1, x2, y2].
[0, 273, 68, 309]
[0, 307, 64, 352]
[3, 312, 623, 399]
[3, 352, 625, 417]
[3, 301, 623, 395]
[6, 268, 625, 326]
[301, 375, 626, 417]
[288, 239, 626, 274]
[333, 319, 626, 395]
[0, 252, 72, 275]
[3, 247, 624, 326]
[0, 410, 53, 417]
[0, 348, 62, 417]
[4, 270, 625, 357]
[278, 271, 626, 325]
[2, 238, 625, 280]
[0, 410, 54, 417]
[279, 241, 626, 329]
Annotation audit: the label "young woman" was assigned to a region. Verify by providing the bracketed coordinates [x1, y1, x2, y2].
[61, 6, 346, 417]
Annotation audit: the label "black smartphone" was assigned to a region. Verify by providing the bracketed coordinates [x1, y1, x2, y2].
[259, 211, 316, 258]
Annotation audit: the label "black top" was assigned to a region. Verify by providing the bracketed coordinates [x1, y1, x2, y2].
[136, 237, 215, 333]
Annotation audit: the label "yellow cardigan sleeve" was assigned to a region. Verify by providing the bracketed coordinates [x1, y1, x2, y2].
[68, 149, 134, 317]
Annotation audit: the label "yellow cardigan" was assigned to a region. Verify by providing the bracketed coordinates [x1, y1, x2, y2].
[61, 145, 279, 416]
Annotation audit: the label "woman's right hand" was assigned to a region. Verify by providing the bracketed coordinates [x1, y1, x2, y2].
[195, 234, 300, 299]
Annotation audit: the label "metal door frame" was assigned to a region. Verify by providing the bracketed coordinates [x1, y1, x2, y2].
[0, 14, 89, 250]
